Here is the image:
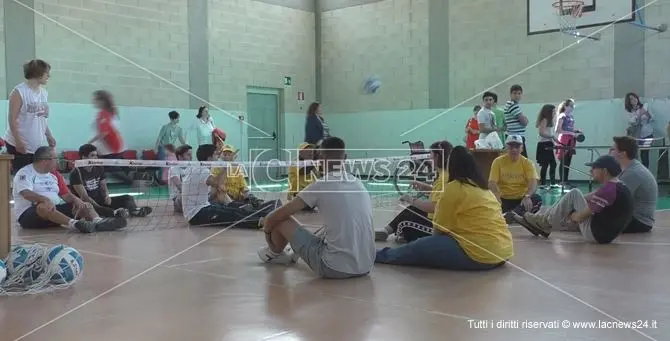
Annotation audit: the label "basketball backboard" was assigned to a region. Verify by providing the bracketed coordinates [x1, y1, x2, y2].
[527, 0, 636, 35]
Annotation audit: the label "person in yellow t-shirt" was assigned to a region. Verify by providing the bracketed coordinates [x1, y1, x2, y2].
[211, 144, 281, 215]
[287, 143, 318, 205]
[376, 146, 512, 270]
[489, 135, 543, 222]
[375, 141, 453, 243]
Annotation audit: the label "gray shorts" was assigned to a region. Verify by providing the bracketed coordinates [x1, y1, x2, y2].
[290, 226, 367, 279]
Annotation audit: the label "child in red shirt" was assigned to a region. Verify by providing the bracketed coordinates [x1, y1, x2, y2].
[465, 105, 481, 149]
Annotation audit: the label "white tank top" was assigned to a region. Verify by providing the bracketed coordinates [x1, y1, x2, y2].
[3, 82, 49, 153]
[538, 124, 554, 142]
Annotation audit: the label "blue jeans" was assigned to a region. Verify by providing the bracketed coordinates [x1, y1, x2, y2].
[375, 234, 505, 270]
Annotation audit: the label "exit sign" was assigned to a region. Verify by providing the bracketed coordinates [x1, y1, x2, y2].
[284, 76, 292, 87]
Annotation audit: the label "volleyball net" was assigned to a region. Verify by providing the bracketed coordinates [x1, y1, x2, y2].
[64, 149, 435, 233]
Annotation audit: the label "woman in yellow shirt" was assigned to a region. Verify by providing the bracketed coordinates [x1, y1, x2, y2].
[376, 146, 513, 270]
[375, 141, 453, 243]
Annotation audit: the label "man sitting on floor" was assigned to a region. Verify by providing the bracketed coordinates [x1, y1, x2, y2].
[70, 144, 153, 218]
[610, 136, 658, 233]
[489, 134, 542, 222]
[169, 144, 192, 214]
[513, 155, 634, 244]
[257, 136, 375, 279]
[12, 146, 127, 233]
[181, 144, 278, 227]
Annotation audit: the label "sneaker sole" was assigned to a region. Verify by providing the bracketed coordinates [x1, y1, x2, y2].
[514, 216, 550, 238]
[96, 218, 127, 231]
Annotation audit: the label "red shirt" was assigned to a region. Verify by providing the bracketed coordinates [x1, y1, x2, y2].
[466, 117, 479, 149]
[97, 110, 124, 154]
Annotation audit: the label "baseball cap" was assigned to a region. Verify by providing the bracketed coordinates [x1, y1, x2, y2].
[298, 142, 314, 150]
[585, 155, 622, 176]
[220, 144, 235, 153]
[505, 135, 523, 145]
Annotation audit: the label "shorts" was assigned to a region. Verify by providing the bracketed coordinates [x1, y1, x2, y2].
[18, 203, 74, 229]
[289, 226, 368, 279]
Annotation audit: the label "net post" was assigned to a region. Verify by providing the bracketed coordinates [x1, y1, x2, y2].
[0, 154, 14, 259]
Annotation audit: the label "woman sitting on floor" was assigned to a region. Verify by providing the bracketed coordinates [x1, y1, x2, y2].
[375, 140, 453, 243]
[375, 146, 513, 270]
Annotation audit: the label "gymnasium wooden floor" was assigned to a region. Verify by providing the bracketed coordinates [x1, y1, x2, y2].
[2, 193, 669, 341]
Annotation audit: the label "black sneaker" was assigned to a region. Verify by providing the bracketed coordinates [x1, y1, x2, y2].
[74, 220, 96, 234]
[95, 217, 127, 231]
[131, 207, 153, 217]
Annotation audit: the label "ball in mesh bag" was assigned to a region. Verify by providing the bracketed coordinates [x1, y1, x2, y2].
[45, 245, 84, 285]
[0, 259, 6, 283]
[6, 245, 31, 274]
[363, 76, 382, 94]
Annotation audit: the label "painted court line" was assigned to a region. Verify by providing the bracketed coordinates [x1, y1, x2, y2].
[11, 208, 267, 341]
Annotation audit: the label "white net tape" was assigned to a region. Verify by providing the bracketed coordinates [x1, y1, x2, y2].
[1, 243, 83, 296]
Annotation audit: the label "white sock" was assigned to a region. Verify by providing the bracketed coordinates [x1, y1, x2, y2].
[267, 247, 281, 257]
[67, 219, 77, 229]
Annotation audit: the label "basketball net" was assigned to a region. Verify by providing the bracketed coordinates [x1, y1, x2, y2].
[553, 0, 584, 35]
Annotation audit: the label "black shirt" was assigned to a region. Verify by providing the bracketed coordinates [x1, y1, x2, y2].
[69, 166, 106, 202]
[590, 181, 634, 244]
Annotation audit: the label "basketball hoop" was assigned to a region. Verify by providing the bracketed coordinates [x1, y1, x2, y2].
[552, 0, 600, 40]
[552, 0, 584, 33]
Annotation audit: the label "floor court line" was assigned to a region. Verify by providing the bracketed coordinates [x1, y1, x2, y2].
[10, 208, 267, 341]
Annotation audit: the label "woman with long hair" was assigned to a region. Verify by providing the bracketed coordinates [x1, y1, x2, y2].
[195, 105, 215, 146]
[304, 102, 330, 145]
[376, 146, 512, 270]
[375, 141, 453, 243]
[88, 90, 132, 184]
[554, 99, 582, 188]
[535, 104, 557, 189]
[3, 59, 55, 174]
[625, 92, 653, 168]
[89, 90, 124, 156]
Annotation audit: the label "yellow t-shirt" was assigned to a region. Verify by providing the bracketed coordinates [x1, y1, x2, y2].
[427, 170, 449, 220]
[489, 154, 538, 200]
[211, 166, 248, 200]
[433, 180, 514, 264]
[287, 166, 315, 199]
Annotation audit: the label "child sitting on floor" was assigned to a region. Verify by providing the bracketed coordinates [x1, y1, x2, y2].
[288, 142, 318, 200]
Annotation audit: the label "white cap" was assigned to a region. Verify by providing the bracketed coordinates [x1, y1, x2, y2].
[505, 135, 523, 144]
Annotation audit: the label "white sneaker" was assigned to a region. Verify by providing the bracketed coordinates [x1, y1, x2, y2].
[257, 246, 296, 265]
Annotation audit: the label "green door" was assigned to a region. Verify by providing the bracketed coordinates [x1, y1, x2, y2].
[246, 90, 280, 187]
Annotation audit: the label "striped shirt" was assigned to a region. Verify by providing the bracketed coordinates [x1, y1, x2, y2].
[504, 100, 525, 136]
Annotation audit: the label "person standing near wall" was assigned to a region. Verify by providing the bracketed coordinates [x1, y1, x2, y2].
[88, 90, 132, 184]
[304, 102, 330, 145]
[194, 106, 215, 146]
[3, 59, 56, 174]
[554, 99, 582, 188]
[624, 92, 653, 168]
[503, 85, 529, 157]
[535, 104, 558, 189]
[155, 110, 185, 160]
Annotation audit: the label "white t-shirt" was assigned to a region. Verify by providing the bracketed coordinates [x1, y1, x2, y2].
[195, 118, 215, 146]
[476, 108, 496, 140]
[297, 171, 375, 275]
[3, 83, 49, 153]
[180, 166, 212, 221]
[12, 164, 68, 219]
[168, 166, 185, 199]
